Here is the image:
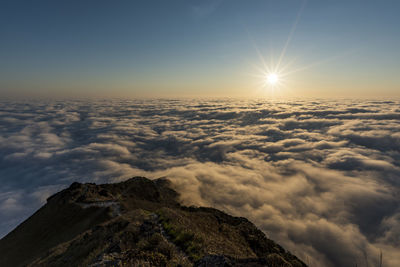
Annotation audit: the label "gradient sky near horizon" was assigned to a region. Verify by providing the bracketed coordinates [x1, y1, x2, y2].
[1, 0, 400, 98]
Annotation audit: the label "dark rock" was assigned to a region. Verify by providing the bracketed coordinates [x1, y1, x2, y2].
[0, 177, 307, 267]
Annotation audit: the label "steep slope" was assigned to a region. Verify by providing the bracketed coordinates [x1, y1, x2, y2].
[0, 177, 307, 267]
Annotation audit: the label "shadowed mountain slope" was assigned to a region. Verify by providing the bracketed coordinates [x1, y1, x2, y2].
[0, 177, 307, 267]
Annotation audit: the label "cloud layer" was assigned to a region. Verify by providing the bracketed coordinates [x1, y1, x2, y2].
[0, 99, 399, 266]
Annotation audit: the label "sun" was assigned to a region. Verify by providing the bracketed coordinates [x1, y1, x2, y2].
[266, 73, 279, 85]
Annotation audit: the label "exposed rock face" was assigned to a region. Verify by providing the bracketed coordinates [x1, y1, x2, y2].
[0, 177, 307, 267]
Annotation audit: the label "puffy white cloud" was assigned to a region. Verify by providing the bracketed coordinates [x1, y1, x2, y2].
[0, 99, 399, 266]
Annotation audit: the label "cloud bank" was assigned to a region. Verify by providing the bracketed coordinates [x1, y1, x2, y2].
[0, 99, 399, 266]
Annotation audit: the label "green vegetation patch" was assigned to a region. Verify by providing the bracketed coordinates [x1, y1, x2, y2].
[157, 211, 204, 262]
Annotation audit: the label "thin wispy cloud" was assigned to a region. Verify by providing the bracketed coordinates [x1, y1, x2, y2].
[190, 0, 223, 19]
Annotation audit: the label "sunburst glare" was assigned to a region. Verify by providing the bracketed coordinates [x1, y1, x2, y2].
[266, 73, 279, 86]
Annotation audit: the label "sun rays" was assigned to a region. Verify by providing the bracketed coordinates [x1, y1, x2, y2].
[247, 1, 308, 96]
[248, 0, 354, 98]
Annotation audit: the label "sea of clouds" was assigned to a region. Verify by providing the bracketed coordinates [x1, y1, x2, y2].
[0, 98, 399, 266]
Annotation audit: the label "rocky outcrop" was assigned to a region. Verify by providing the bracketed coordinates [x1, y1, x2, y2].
[0, 177, 307, 267]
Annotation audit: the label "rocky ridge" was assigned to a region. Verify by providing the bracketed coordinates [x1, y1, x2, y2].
[0, 177, 307, 267]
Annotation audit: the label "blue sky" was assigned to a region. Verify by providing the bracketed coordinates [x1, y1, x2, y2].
[1, 0, 399, 97]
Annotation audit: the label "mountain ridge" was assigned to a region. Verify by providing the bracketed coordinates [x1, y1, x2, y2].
[0, 177, 307, 267]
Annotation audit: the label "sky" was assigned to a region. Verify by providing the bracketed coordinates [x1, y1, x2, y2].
[1, 2, 400, 264]
[1, 0, 400, 98]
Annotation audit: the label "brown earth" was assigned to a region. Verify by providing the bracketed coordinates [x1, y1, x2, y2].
[0, 177, 307, 267]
